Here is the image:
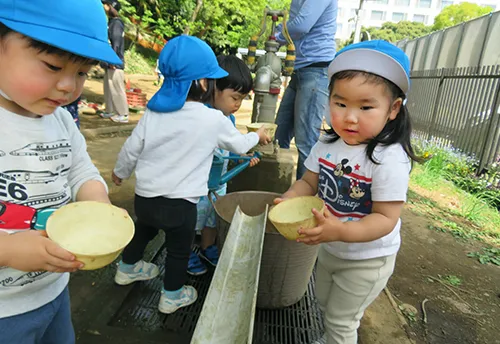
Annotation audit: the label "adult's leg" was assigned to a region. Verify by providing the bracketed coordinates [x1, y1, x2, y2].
[275, 73, 298, 149]
[109, 69, 129, 117]
[293, 67, 329, 179]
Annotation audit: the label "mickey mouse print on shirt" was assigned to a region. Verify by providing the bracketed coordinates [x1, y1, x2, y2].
[318, 156, 372, 219]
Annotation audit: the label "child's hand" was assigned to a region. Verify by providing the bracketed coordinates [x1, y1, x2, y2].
[296, 208, 344, 245]
[273, 197, 285, 205]
[249, 157, 260, 167]
[3, 231, 84, 272]
[239, 153, 260, 167]
[256, 126, 271, 145]
[111, 171, 122, 186]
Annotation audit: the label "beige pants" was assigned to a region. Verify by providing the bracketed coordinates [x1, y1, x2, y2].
[103, 69, 129, 116]
[316, 246, 397, 344]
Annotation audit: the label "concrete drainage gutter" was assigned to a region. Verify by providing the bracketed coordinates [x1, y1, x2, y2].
[191, 205, 267, 344]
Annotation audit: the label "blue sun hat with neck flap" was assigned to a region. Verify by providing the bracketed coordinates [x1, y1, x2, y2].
[147, 35, 228, 113]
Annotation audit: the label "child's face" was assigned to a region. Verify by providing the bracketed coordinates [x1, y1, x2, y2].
[103, 4, 111, 16]
[329, 75, 401, 145]
[0, 33, 93, 118]
[214, 88, 247, 117]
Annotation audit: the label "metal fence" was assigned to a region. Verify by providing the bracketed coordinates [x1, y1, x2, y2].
[396, 11, 500, 71]
[408, 66, 500, 172]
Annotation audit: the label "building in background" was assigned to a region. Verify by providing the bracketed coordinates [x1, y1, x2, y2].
[336, 0, 499, 40]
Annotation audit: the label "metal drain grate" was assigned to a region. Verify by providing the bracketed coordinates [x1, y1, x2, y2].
[110, 247, 324, 343]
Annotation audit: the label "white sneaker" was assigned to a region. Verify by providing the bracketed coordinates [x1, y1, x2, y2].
[311, 334, 326, 344]
[114, 260, 160, 285]
[158, 285, 198, 314]
[110, 114, 129, 123]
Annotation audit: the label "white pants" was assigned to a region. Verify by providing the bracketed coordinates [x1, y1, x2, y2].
[103, 69, 129, 116]
[315, 245, 397, 344]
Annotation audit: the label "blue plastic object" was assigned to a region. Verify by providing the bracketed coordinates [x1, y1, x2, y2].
[32, 208, 56, 230]
[208, 152, 261, 192]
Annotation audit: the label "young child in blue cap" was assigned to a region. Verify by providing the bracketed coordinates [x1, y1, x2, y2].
[0, 0, 121, 342]
[111, 35, 271, 314]
[276, 40, 421, 344]
[187, 54, 259, 276]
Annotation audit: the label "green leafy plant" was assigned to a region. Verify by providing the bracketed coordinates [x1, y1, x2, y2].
[468, 247, 500, 266]
[441, 274, 462, 287]
[398, 305, 417, 323]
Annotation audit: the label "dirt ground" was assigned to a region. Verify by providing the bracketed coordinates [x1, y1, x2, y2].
[75, 75, 500, 344]
[390, 190, 500, 344]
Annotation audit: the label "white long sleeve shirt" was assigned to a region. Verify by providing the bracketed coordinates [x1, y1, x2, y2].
[114, 102, 259, 201]
[0, 106, 107, 318]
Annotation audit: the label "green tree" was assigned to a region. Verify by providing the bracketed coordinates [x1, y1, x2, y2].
[117, 0, 294, 54]
[433, 2, 493, 31]
[341, 21, 432, 48]
[193, 0, 292, 53]
[119, 0, 193, 40]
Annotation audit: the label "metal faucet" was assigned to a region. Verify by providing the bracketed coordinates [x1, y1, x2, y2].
[247, 8, 295, 125]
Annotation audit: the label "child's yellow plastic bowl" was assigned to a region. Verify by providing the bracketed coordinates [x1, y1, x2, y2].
[268, 196, 325, 241]
[46, 201, 134, 270]
[246, 122, 278, 139]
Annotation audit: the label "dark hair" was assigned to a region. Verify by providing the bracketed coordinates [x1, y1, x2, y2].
[187, 79, 217, 105]
[0, 22, 98, 65]
[215, 55, 253, 94]
[102, 0, 121, 16]
[324, 70, 421, 164]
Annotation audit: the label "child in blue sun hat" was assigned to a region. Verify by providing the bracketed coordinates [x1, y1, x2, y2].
[187, 55, 260, 276]
[276, 40, 421, 344]
[111, 35, 271, 314]
[0, 0, 121, 342]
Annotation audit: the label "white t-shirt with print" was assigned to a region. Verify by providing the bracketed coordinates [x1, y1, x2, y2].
[304, 138, 411, 260]
[0, 107, 107, 318]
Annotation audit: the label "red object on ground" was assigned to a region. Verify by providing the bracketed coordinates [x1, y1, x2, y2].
[126, 90, 147, 107]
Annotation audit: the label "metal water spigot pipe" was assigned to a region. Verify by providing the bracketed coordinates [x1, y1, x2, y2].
[247, 8, 296, 124]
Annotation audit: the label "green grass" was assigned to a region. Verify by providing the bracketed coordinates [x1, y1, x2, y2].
[124, 45, 157, 75]
[409, 165, 500, 246]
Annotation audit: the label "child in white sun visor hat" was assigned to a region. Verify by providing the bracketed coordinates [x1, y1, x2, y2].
[278, 40, 421, 344]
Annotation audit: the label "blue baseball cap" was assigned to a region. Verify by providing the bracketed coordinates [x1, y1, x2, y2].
[147, 35, 228, 113]
[0, 0, 121, 65]
[328, 40, 411, 94]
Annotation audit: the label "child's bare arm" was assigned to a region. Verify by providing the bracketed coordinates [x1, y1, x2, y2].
[338, 201, 403, 242]
[275, 170, 319, 203]
[75, 180, 111, 203]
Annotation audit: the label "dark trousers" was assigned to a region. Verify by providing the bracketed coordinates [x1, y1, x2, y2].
[122, 195, 197, 291]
